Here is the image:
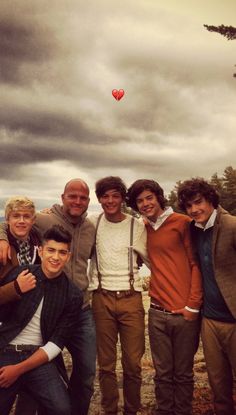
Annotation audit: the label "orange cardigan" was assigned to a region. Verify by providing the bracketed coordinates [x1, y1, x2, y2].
[147, 212, 202, 311]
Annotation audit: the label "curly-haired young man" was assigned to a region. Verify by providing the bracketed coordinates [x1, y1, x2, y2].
[127, 179, 202, 415]
[178, 178, 236, 415]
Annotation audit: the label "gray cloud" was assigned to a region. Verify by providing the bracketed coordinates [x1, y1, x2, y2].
[0, 0, 235, 214]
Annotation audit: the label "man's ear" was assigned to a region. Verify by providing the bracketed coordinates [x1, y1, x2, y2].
[66, 252, 71, 264]
[38, 246, 43, 260]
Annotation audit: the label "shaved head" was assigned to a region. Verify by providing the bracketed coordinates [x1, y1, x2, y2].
[63, 178, 89, 194]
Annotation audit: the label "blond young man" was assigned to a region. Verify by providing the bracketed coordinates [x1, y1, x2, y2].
[0, 196, 39, 304]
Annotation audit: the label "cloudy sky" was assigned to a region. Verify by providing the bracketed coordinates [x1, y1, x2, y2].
[0, 0, 235, 213]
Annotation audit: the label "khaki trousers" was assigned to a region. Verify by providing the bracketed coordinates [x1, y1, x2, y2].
[201, 317, 236, 415]
[92, 291, 145, 415]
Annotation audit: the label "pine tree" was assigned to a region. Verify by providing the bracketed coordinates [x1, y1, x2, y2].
[204, 24, 236, 77]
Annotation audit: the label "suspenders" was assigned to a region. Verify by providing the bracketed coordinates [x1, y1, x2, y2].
[94, 213, 135, 291]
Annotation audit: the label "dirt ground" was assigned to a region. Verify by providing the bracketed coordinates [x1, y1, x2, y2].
[9, 293, 216, 414]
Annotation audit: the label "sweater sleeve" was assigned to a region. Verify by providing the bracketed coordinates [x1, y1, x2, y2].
[0, 282, 21, 305]
[133, 219, 150, 269]
[0, 222, 8, 241]
[182, 219, 203, 310]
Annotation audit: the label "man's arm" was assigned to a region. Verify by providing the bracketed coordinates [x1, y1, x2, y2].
[0, 269, 36, 305]
[0, 221, 11, 264]
[0, 347, 48, 388]
[133, 220, 150, 268]
[172, 219, 203, 321]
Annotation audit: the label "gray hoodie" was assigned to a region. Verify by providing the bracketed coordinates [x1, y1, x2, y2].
[2, 204, 96, 306]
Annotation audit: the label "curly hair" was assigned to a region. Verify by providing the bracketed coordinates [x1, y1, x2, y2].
[95, 176, 127, 200]
[127, 179, 166, 211]
[177, 178, 219, 211]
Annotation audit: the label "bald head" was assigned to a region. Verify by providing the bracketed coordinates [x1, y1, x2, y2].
[63, 179, 90, 195]
[61, 179, 90, 221]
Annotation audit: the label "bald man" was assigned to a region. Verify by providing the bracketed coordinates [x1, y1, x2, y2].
[0, 179, 96, 415]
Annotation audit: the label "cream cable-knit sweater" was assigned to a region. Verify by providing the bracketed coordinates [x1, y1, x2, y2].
[88, 214, 149, 291]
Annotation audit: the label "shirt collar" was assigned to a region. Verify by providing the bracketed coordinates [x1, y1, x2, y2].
[148, 206, 173, 230]
[194, 209, 217, 231]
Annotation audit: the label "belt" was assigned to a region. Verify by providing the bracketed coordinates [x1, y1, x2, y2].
[150, 303, 174, 314]
[1, 344, 40, 353]
[96, 288, 135, 298]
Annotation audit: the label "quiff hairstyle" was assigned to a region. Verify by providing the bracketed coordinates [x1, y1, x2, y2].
[5, 196, 36, 220]
[95, 176, 127, 200]
[177, 178, 220, 212]
[42, 225, 72, 248]
[127, 179, 166, 211]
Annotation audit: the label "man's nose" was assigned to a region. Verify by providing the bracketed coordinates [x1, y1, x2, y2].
[52, 251, 60, 260]
[190, 204, 198, 213]
[19, 216, 26, 222]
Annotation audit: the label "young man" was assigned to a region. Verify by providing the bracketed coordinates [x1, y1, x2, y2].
[177, 178, 236, 415]
[0, 196, 41, 414]
[127, 179, 202, 415]
[0, 179, 96, 415]
[89, 176, 149, 415]
[0, 196, 39, 304]
[0, 225, 83, 415]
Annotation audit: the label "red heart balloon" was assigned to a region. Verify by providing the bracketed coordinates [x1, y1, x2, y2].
[112, 89, 125, 101]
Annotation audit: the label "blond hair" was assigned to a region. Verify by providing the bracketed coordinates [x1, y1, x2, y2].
[5, 196, 36, 220]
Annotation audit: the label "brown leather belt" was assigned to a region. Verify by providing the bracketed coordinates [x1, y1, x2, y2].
[1, 344, 40, 353]
[95, 288, 135, 298]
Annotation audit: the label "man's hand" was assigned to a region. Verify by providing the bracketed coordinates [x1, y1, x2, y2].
[40, 208, 52, 214]
[171, 307, 199, 321]
[17, 270, 36, 293]
[0, 240, 11, 265]
[0, 364, 23, 388]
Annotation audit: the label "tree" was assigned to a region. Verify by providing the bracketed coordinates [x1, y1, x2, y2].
[204, 25, 236, 40]
[167, 181, 183, 212]
[222, 166, 236, 215]
[204, 24, 236, 77]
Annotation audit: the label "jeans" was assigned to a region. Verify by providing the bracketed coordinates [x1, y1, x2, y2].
[0, 350, 71, 415]
[148, 308, 200, 415]
[66, 306, 96, 415]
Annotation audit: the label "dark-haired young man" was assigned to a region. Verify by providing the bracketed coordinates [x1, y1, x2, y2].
[0, 179, 96, 415]
[127, 179, 202, 415]
[89, 176, 149, 415]
[0, 225, 83, 415]
[178, 178, 236, 415]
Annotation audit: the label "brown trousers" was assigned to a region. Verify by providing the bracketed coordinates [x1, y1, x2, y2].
[92, 290, 145, 415]
[201, 317, 236, 415]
